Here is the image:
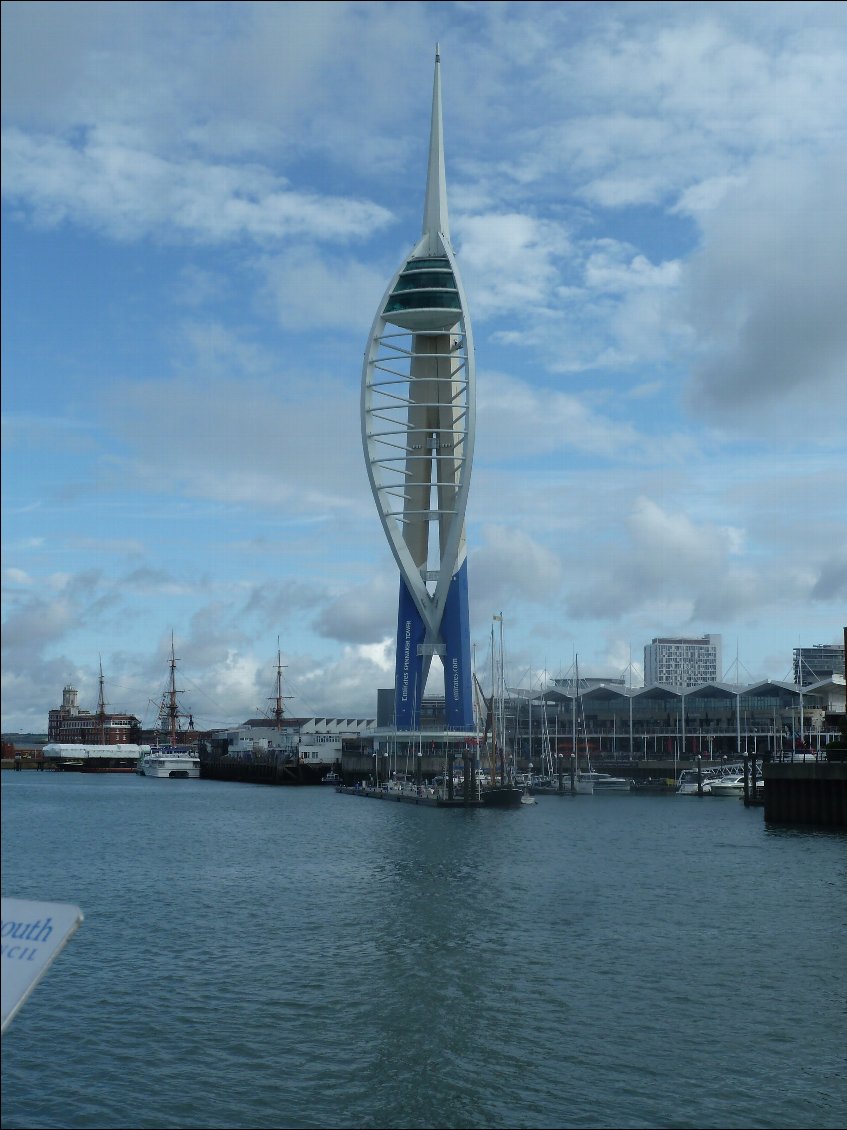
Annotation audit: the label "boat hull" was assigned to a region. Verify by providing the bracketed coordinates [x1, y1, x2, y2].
[481, 786, 523, 808]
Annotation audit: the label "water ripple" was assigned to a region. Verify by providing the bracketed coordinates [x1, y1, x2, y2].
[2, 778, 845, 1129]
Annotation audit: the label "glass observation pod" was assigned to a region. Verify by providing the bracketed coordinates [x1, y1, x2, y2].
[382, 257, 461, 332]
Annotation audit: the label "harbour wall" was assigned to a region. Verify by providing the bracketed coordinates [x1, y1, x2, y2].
[763, 760, 846, 827]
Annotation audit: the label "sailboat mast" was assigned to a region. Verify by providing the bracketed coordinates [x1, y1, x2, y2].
[628, 644, 634, 757]
[490, 617, 498, 782]
[495, 613, 507, 782]
[527, 663, 532, 775]
[735, 641, 741, 757]
[571, 657, 577, 762]
[97, 656, 107, 746]
[168, 634, 179, 747]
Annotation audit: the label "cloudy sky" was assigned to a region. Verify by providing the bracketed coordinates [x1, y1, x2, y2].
[2, 0, 845, 733]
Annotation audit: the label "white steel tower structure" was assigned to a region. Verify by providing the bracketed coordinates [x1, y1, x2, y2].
[361, 48, 475, 731]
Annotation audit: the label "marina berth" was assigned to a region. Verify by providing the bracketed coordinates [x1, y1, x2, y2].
[676, 761, 745, 795]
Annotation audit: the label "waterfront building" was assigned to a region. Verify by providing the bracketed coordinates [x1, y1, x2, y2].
[794, 642, 845, 685]
[47, 684, 140, 745]
[643, 635, 722, 687]
[211, 716, 375, 766]
[361, 49, 475, 733]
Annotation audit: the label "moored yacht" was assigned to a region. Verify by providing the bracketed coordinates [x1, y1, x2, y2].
[708, 771, 763, 798]
[579, 770, 633, 793]
[676, 762, 745, 795]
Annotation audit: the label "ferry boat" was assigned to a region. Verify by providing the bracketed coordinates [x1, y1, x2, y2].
[139, 748, 201, 779]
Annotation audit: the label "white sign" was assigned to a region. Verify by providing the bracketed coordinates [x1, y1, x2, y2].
[1, 898, 83, 1034]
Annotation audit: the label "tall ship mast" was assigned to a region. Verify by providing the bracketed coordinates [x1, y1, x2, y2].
[96, 655, 107, 746]
[156, 634, 194, 748]
[268, 638, 291, 730]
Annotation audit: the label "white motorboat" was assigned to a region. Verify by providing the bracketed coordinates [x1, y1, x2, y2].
[676, 762, 744, 795]
[579, 770, 632, 793]
[139, 749, 201, 779]
[709, 772, 763, 798]
[708, 773, 744, 797]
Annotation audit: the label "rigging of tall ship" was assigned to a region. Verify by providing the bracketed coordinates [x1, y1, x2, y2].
[138, 637, 200, 779]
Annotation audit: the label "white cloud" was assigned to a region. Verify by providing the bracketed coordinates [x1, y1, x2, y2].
[257, 246, 388, 333]
[470, 525, 564, 617]
[313, 573, 397, 645]
[476, 370, 643, 462]
[455, 212, 571, 320]
[2, 568, 33, 586]
[1, 126, 393, 244]
[566, 495, 756, 621]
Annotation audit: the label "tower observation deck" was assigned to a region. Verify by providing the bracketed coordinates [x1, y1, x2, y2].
[361, 49, 476, 732]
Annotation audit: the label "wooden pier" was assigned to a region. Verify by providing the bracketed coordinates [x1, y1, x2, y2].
[337, 784, 482, 807]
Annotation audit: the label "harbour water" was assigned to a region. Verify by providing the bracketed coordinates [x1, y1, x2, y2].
[2, 773, 845, 1129]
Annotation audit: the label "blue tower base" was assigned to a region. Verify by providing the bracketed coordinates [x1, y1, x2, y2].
[393, 561, 474, 731]
[393, 577, 427, 729]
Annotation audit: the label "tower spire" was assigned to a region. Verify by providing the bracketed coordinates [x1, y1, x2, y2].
[422, 44, 449, 248]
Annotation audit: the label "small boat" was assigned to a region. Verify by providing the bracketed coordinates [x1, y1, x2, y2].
[573, 773, 595, 795]
[473, 619, 524, 810]
[321, 771, 343, 786]
[481, 784, 524, 807]
[629, 778, 676, 795]
[520, 788, 537, 806]
[568, 657, 630, 795]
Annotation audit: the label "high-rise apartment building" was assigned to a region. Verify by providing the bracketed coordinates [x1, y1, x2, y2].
[793, 643, 845, 685]
[643, 635, 722, 688]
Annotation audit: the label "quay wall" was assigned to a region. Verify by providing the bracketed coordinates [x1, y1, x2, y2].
[763, 761, 846, 827]
[200, 757, 332, 786]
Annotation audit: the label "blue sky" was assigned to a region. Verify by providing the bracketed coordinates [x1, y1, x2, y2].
[2, 0, 846, 733]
